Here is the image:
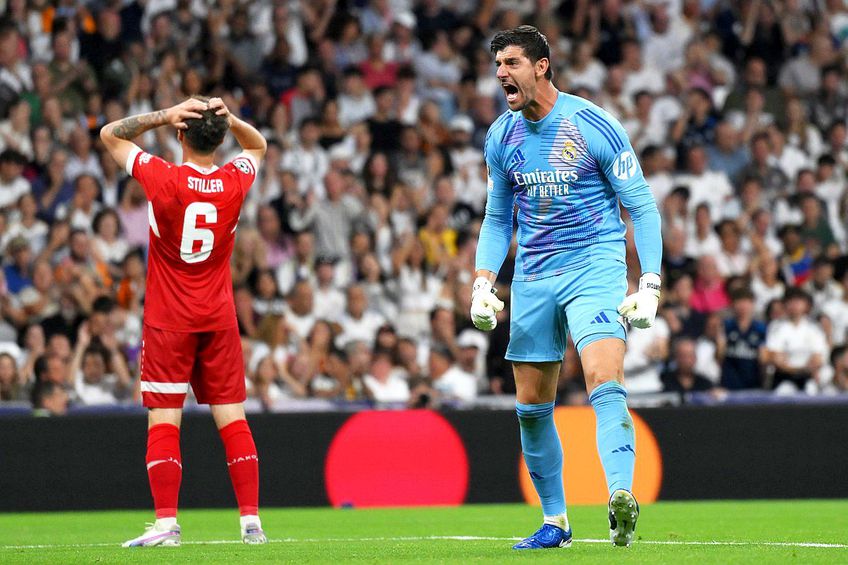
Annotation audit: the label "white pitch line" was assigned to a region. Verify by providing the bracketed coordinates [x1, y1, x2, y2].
[2, 536, 847, 551]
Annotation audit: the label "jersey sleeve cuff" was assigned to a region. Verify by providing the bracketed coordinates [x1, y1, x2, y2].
[125, 146, 142, 176]
[236, 151, 259, 171]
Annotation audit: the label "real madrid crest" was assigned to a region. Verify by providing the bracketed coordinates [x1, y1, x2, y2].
[561, 139, 576, 161]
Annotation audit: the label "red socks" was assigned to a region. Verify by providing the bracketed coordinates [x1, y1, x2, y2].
[146, 423, 182, 519]
[219, 419, 259, 516]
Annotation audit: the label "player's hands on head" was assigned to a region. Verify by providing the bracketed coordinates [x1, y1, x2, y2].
[470, 276, 505, 331]
[207, 97, 232, 125]
[617, 273, 661, 329]
[166, 98, 208, 130]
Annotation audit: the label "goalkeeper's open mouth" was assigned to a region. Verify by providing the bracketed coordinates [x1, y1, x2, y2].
[502, 82, 520, 105]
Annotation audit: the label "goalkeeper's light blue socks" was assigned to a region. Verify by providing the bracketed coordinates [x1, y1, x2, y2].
[589, 381, 635, 494]
[516, 401, 567, 520]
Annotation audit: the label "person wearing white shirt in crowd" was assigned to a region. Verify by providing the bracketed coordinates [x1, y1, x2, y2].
[0, 100, 33, 160]
[621, 39, 664, 99]
[91, 209, 129, 266]
[276, 231, 316, 296]
[803, 258, 843, 315]
[566, 41, 606, 93]
[456, 328, 488, 390]
[337, 67, 376, 128]
[363, 350, 410, 404]
[675, 145, 733, 219]
[623, 315, 670, 393]
[279, 117, 330, 199]
[336, 284, 385, 349]
[282, 280, 317, 341]
[2, 193, 47, 256]
[447, 114, 485, 211]
[622, 91, 668, 152]
[428, 345, 476, 402]
[823, 269, 848, 346]
[750, 253, 785, 318]
[643, 3, 692, 74]
[767, 125, 810, 182]
[56, 174, 102, 233]
[70, 327, 131, 406]
[765, 288, 830, 394]
[641, 145, 674, 205]
[696, 313, 723, 383]
[0, 149, 30, 210]
[714, 220, 750, 278]
[64, 127, 103, 184]
[312, 256, 347, 323]
[686, 203, 722, 258]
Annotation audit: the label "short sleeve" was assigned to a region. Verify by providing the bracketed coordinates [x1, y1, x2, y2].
[127, 148, 175, 200]
[224, 152, 259, 195]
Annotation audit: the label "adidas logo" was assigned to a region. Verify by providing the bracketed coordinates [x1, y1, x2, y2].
[511, 149, 526, 167]
[589, 312, 611, 325]
[612, 444, 635, 454]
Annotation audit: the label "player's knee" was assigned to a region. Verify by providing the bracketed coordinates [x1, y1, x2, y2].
[585, 372, 621, 393]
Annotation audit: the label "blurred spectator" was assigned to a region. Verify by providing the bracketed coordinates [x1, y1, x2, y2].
[804, 257, 842, 314]
[765, 288, 829, 392]
[661, 338, 715, 394]
[32, 381, 68, 416]
[622, 315, 669, 394]
[0, 351, 27, 402]
[0, 149, 30, 210]
[338, 67, 376, 128]
[427, 344, 476, 402]
[690, 255, 730, 314]
[336, 284, 385, 348]
[714, 220, 749, 278]
[283, 280, 316, 341]
[751, 253, 786, 316]
[718, 288, 767, 390]
[825, 346, 848, 395]
[363, 350, 410, 404]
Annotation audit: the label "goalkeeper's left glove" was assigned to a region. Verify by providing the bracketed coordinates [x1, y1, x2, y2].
[470, 277, 505, 331]
[617, 273, 661, 329]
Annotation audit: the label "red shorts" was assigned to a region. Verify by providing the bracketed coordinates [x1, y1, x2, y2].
[140, 324, 245, 408]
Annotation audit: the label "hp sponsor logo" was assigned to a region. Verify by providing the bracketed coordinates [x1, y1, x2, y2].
[613, 151, 638, 180]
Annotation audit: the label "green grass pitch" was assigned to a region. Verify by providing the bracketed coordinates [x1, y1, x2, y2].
[1, 501, 846, 564]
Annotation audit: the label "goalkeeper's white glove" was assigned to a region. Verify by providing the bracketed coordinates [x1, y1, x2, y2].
[470, 277, 505, 331]
[617, 273, 661, 329]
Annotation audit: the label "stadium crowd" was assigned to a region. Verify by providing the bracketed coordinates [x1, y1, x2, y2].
[1, 0, 848, 415]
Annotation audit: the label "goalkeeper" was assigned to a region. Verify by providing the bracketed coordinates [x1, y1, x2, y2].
[472, 26, 662, 550]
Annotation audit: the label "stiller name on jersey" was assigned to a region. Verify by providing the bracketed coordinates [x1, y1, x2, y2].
[512, 168, 578, 198]
[187, 176, 225, 193]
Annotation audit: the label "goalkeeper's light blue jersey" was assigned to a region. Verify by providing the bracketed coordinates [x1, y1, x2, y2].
[476, 91, 662, 282]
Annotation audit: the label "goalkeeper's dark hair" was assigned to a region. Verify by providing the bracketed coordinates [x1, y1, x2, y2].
[490, 25, 553, 80]
[183, 95, 229, 155]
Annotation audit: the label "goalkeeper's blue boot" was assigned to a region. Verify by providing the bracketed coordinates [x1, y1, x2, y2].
[608, 489, 639, 547]
[512, 523, 572, 550]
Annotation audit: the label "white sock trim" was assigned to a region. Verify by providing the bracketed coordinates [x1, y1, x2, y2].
[155, 517, 178, 529]
[240, 514, 261, 529]
[543, 514, 569, 530]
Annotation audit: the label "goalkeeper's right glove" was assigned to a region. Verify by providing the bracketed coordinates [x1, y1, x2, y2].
[470, 277, 505, 331]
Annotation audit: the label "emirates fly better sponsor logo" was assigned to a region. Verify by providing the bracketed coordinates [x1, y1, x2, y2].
[513, 168, 578, 197]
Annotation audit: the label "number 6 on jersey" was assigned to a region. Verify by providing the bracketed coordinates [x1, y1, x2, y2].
[181, 202, 217, 263]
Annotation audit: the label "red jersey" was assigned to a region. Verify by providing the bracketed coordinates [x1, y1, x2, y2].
[127, 147, 257, 332]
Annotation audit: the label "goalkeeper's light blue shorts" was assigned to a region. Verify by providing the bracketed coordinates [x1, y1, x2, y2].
[505, 256, 627, 362]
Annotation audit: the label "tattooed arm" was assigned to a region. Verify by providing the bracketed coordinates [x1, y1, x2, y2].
[100, 99, 207, 172]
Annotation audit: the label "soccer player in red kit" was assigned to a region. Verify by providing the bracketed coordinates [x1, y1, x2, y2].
[100, 96, 268, 547]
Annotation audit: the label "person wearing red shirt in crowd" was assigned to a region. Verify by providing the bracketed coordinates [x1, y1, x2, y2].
[100, 96, 268, 547]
